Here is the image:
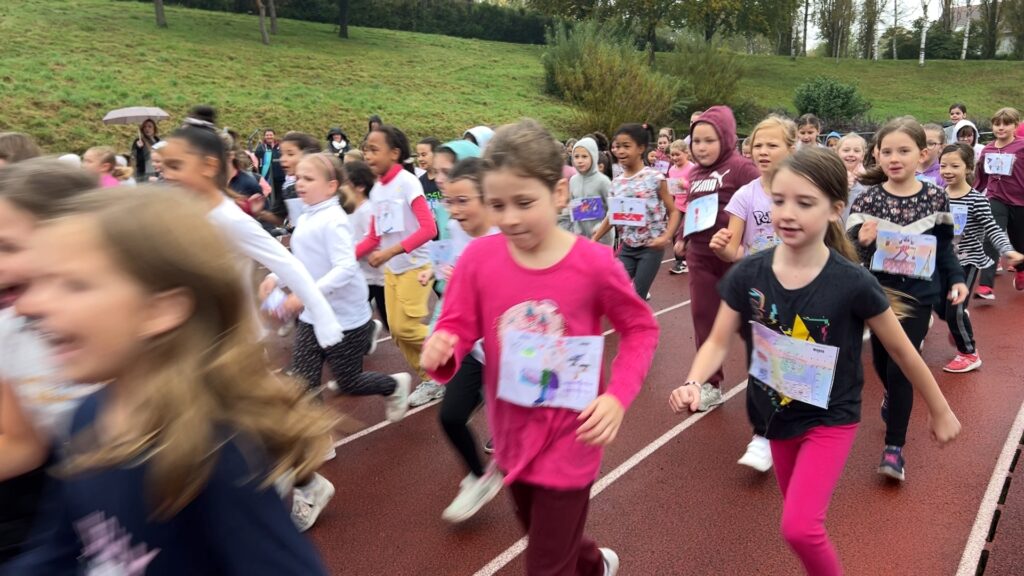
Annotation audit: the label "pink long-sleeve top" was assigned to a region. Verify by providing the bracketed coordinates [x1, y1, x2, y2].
[428, 235, 659, 489]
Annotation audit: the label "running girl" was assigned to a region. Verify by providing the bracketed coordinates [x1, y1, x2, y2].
[345, 160, 388, 336]
[422, 119, 658, 576]
[846, 117, 968, 481]
[81, 146, 122, 188]
[668, 139, 693, 275]
[836, 133, 868, 219]
[563, 137, 612, 246]
[670, 147, 961, 576]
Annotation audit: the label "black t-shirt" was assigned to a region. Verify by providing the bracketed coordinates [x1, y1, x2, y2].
[229, 170, 262, 198]
[718, 248, 890, 439]
[419, 173, 440, 201]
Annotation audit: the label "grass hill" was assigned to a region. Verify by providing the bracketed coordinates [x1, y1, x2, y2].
[1, 0, 1022, 154]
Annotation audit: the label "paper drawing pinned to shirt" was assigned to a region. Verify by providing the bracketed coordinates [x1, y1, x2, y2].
[608, 197, 647, 227]
[870, 230, 936, 279]
[570, 196, 606, 222]
[427, 240, 458, 282]
[748, 322, 838, 409]
[497, 329, 604, 412]
[951, 204, 968, 236]
[683, 192, 718, 236]
[376, 199, 405, 234]
[984, 153, 1015, 176]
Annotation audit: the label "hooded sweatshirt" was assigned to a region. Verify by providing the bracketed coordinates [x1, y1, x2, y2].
[685, 106, 760, 252]
[975, 134, 1024, 207]
[429, 140, 482, 246]
[463, 126, 494, 152]
[562, 138, 612, 245]
[326, 127, 350, 157]
[950, 119, 985, 161]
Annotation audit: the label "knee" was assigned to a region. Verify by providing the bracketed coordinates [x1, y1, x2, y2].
[781, 512, 825, 552]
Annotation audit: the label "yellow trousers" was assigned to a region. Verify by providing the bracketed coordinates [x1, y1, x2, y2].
[384, 265, 432, 380]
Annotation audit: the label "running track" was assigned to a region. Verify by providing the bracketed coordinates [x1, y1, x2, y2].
[266, 260, 1024, 575]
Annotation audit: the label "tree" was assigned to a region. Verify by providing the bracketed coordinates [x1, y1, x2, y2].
[255, 0, 270, 45]
[803, 0, 812, 55]
[526, 0, 609, 19]
[154, 0, 167, 28]
[858, 0, 884, 59]
[1006, 0, 1024, 58]
[678, 0, 742, 44]
[268, 0, 278, 35]
[918, 2, 932, 66]
[977, 0, 1003, 58]
[961, 2, 973, 59]
[817, 0, 856, 58]
[337, 0, 350, 38]
[617, 0, 683, 65]
[940, 0, 955, 30]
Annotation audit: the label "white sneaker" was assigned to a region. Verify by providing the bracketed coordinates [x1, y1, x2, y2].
[367, 319, 384, 355]
[277, 321, 294, 337]
[441, 466, 504, 524]
[291, 473, 335, 532]
[386, 373, 411, 422]
[599, 547, 620, 576]
[737, 434, 773, 472]
[324, 445, 337, 463]
[408, 380, 445, 407]
[326, 380, 339, 393]
[696, 383, 724, 412]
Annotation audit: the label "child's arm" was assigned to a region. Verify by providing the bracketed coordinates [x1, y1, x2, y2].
[647, 180, 680, 250]
[709, 215, 747, 262]
[976, 196, 1024, 265]
[0, 381, 48, 481]
[577, 251, 661, 445]
[421, 245, 483, 383]
[866, 309, 961, 443]
[315, 220, 361, 296]
[355, 217, 380, 260]
[669, 302, 742, 413]
[934, 199, 968, 303]
[590, 217, 612, 242]
[368, 194, 438, 268]
[974, 149, 990, 193]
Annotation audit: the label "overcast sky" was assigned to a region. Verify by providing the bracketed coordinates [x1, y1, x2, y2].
[808, 1, 928, 44]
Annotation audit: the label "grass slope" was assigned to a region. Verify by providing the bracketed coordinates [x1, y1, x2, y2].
[0, 0, 574, 153]
[1, 0, 1022, 154]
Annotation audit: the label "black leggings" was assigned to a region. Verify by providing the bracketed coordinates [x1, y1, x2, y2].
[367, 284, 389, 332]
[934, 264, 979, 354]
[870, 303, 932, 447]
[290, 320, 396, 396]
[438, 354, 486, 478]
[618, 244, 664, 299]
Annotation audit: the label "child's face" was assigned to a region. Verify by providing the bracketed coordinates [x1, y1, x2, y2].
[837, 142, 864, 171]
[939, 151, 968, 186]
[770, 167, 840, 249]
[483, 167, 566, 254]
[923, 129, 944, 166]
[657, 136, 670, 152]
[16, 217, 184, 384]
[416, 144, 434, 171]
[751, 128, 792, 176]
[826, 138, 839, 150]
[690, 123, 722, 167]
[279, 141, 303, 176]
[295, 159, 337, 206]
[433, 151, 456, 193]
[646, 149, 658, 165]
[669, 148, 686, 167]
[444, 178, 488, 236]
[992, 120, 1017, 142]
[151, 151, 163, 173]
[797, 126, 819, 146]
[160, 138, 218, 194]
[950, 107, 965, 123]
[363, 131, 399, 177]
[957, 128, 976, 146]
[81, 151, 109, 175]
[612, 134, 643, 167]
[878, 131, 926, 183]
[0, 199, 36, 309]
[741, 141, 752, 158]
[572, 148, 592, 174]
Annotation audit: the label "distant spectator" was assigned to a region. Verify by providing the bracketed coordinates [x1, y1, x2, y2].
[130, 119, 161, 180]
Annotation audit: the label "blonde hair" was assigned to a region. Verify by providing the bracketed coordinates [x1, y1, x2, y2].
[0, 132, 43, 164]
[85, 146, 117, 174]
[669, 139, 688, 153]
[750, 115, 797, 149]
[344, 149, 364, 163]
[483, 119, 563, 189]
[837, 132, 867, 151]
[991, 107, 1021, 126]
[299, 153, 354, 212]
[59, 187, 336, 519]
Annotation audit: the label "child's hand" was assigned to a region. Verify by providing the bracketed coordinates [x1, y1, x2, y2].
[258, 276, 278, 301]
[949, 282, 969, 305]
[417, 268, 434, 286]
[282, 294, 304, 317]
[421, 330, 459, 372]
[709, 228, 732, 254]
[858, 221, 878, 247]
[248, 193, 266, 215]
[669, 382, 701, 414]
[1005, 250, 1024, 268]
[576, 394, 625, 446]
[928, 408, 961, 445]
[646, 233, 670, 250]
[368, 250, 388, 268]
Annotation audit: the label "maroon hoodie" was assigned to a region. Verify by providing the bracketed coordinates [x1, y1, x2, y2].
[686, 106, 759, 250]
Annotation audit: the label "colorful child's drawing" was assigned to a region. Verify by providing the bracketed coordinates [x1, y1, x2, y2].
[870, 230, 937, 279]
[608, 197, 647, 227]
[571, 196, 606, 222]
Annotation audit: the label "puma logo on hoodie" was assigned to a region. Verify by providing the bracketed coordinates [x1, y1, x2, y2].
[690, 169, 732, 194]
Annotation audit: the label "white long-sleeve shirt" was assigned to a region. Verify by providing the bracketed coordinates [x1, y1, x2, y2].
[288, 198, 371, 330]
[352, 200, 385, 286]
[207, 197, 343, 347]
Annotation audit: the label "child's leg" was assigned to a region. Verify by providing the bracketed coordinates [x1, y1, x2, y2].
[871, 304, 932, 447]
[438, 355, 486, 478]
[368, 283, 389, 332]
[509, 481, 604, 576]
[945, 265, 979, 354]
[617, 245, 640, 280]
[979, 198, 1010, 288]
[1008, 205, 1024, 272]
[631, 246, 664, 298]
[289, 320, 327, 392]
[385, 267, 431, 380]
[687, 248, 730, 387]
[324, 321, 397, 396]
[771, 424, 858, 576]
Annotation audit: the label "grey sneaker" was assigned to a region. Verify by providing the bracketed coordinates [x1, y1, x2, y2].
[367, 319, 384, 355]
[697, 383, 724, 412]
[291, 473, 335, 532]
[599, 548, 620, 576]
[441, 466, 504, 524]
[385, 373, 412, 422]
[408, 380, 445, 407]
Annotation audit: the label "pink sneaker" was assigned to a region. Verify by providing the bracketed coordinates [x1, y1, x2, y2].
[975, 286, 995, 300]
[943, 353, 982, 373]
[1014, 270, 1024, 291]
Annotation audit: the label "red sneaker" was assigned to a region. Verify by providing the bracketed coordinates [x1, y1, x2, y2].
[1014, 270, 1024, 291]
[975, 286, 995, 300]
[943, 353, 982, 373]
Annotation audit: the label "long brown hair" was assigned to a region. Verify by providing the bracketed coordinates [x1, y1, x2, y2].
[482, 119, 563, 190]
[858, 118, 927, 186]
[58, 187, 336, 519]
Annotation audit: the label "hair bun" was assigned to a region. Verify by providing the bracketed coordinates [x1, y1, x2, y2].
[188, 105, 218, 126]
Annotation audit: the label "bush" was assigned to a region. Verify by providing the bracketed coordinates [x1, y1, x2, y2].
[542, 19, 683, 135]
[793, 76, 871, 126]
[660, 40, 753, 123]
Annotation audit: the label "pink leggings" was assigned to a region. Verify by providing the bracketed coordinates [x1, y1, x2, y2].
[770, 424, 858, 576]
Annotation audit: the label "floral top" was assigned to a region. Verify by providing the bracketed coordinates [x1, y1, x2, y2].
[610, 166, 667, 247]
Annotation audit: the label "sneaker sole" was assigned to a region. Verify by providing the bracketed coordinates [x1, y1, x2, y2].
[441, 478, 503, 524]
[386, 374, 412, 422]
[295, 481, 336, 532]
[877, 465, 905, 481]
[737, 454, 773, 472]
[943, 360, 982, 373]
[368, 320, 383, 355]
[975, 293, 995, 300]
[669, 269, 686, 275]
[408, 389, 445, 408]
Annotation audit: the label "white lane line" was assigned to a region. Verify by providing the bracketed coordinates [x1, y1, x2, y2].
[956, 397, 1024, 576]
[472, 380, 749, 576]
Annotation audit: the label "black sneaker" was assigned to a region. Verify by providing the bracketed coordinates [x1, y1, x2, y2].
[670, 261, 688, 275]
[483, 438, 495, 454]
[877, 445, 905, 481]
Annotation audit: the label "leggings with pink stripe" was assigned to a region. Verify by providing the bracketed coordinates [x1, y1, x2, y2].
[770, 423, 858, 576]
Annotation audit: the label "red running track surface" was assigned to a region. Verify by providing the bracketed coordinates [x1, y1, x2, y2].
[286, 259, 1024, 576]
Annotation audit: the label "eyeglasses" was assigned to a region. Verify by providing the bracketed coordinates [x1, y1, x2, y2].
[927, 141, 942, 148]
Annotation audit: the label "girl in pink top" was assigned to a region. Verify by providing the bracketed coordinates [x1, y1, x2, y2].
[422, 119, 658, 576]
[82, 146, 122, 188]
[668, 139, 693, 274]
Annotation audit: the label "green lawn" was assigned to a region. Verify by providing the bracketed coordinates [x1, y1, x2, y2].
[1, 0, 1022, 154]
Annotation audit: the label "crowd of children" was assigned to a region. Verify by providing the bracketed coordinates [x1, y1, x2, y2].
[0, 97, 1022, 575]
